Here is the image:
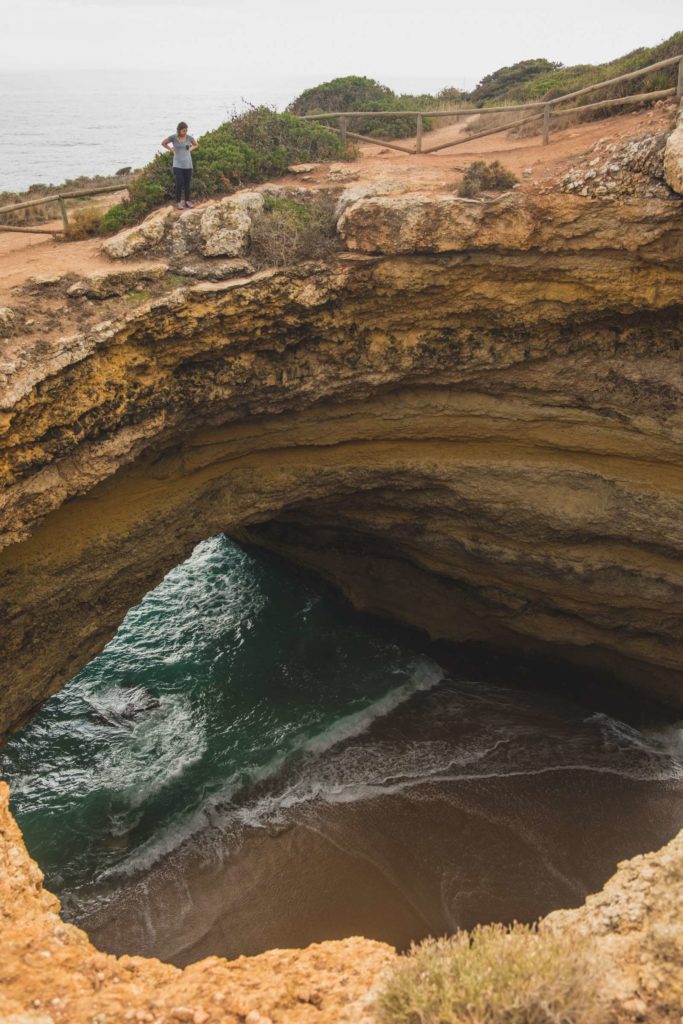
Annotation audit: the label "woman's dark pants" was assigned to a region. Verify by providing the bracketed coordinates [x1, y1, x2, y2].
[173, 167, 193, 203]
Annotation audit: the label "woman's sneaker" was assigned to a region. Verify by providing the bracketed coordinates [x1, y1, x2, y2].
[185, 201, 193, 208]
[176, 202, 183, 210]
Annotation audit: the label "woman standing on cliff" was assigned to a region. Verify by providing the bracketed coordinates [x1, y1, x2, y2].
[161, 122, 199, 209]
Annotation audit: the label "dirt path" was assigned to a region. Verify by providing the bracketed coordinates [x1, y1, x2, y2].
[0, 102, 676, 312]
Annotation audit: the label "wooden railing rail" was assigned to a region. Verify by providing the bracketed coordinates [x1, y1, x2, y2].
[0, 182, 130, 235]
[298, 52, 683, 154]
[1, 53, 681, 235]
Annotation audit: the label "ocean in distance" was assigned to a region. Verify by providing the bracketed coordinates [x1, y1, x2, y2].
[2, 69, 473, 193]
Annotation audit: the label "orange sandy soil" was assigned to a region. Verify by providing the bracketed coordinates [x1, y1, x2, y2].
[0, 103, 676, 313]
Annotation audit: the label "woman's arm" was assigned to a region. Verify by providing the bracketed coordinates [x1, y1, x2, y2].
[161, 137, 174, 152]
[190, 137, 199, 151]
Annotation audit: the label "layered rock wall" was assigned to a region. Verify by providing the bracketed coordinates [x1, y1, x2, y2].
[1, 192, 683, 733]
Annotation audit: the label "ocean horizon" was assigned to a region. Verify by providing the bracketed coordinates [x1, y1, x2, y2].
[2, 68, 475, 193]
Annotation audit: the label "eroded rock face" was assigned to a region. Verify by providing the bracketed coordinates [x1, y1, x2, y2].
[663, 108, 683, 194]
[1, 163, 683, 1024]
[66, 264, 169, 299]
[1, 190, 683, 733]
[337, 190, 680, 254]
[543, 828, 683, 1022]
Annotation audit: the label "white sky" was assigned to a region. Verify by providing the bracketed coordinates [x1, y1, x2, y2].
[4, 0, 681, 88]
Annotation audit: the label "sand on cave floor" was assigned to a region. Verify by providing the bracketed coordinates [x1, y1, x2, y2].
[0, 101, 677, 343]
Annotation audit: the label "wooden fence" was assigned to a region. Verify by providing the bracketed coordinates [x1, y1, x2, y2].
[0, 182, 129, 236]
[1, 54, 681, 235]
[298, 53, 683, 155]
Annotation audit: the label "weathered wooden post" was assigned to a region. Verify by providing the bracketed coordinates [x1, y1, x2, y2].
[542, 103, 550, 145]
[340, 115, 348, 149]
[58, 197, 69, 233]
[677, 57, 683, 99]
[416, 113, 423, 154]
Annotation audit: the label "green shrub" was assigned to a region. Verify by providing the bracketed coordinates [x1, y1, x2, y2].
[287, 75, 431, 140]
[458, 160, 518, 198]
[97, 106, 346, 234]
[98, 199, 149, 234]
[376, 924, 607, 1024]
[470, 30, 683, 126]
[470, 59, 562, 105]
[249, 193, 339, 269]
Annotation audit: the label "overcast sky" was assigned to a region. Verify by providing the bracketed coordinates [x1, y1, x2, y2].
[4, 0, 681, 88]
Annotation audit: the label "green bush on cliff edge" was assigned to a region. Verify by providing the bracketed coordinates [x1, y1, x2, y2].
[98, 106, 346, 234]
[287, 75, 433, 139]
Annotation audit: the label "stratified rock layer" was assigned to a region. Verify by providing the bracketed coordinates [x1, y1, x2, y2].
[1, 190, 683, 730]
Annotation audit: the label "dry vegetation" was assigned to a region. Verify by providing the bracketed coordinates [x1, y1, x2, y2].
[376, 924, 607, 1024]
[249, 193, 340, 268]
[457, 160, 518, 198]
[64, 205, 106, 240]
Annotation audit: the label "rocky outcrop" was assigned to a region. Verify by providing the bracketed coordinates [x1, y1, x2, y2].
[337, 190, 679, 253]
[102, 192, 264, 261]
[0, 306, 16, 337]
[66, 264, 169, 299]
[543, 828, 683, 1022]
[1, 189, 683, 731]
[663, 107, 683, 194]
[557, 132, 671, 200]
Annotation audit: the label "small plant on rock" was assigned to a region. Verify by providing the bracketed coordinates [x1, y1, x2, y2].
[249, 193, 340, 269]
[376, 923, 607, 1024]
[457, 160, 518, 198]
[64, 204, 107, 239]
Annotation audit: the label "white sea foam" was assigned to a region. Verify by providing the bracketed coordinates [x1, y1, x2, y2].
[96, 658, 445, 880]
[94, 671, 683, 886]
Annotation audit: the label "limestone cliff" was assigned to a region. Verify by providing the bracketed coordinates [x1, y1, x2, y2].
[1, 188, 683, 733]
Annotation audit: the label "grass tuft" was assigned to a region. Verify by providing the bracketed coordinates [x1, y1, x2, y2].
[249, 193, 339, 269]
[376, 924, 607, 1024]
[457, 160, 518, 198]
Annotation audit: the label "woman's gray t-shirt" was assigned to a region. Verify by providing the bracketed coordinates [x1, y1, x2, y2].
[168, 135, 196, 169]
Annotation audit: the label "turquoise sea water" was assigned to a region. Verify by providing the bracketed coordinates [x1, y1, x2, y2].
[2, 535, 682, 960]
[1, 535, 442, 895]
[1, 70, 472, 192]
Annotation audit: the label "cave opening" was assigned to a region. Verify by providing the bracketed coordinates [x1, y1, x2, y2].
[2, 533, 681, 967]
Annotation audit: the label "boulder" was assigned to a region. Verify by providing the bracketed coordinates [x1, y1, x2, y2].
[0, 306, 16, 337]
[334, 180, 403, 217]
[102, 193, 264, 261]
[198, 191, 264, 257]
[327, 163, 361, 183]
[287, 163, 320, 174]
[663, 112, 683, 195]
[102, 208, 173, 259]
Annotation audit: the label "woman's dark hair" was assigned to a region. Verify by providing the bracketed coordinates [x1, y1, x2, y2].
[177, 121, 188, 133]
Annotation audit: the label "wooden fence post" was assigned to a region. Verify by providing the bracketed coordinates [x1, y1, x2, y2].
[340, 115, 347, 149]
[58, 197, 69, 233]
[677, 57, 683, 99]
[416, 113, 423, 154]
[542, 103, 550, 144]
